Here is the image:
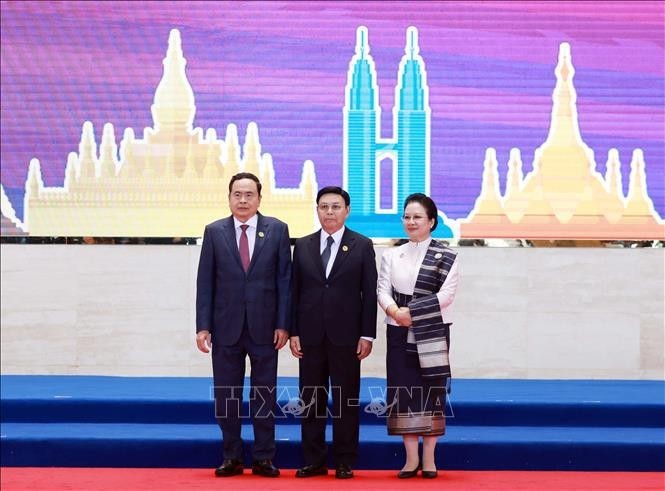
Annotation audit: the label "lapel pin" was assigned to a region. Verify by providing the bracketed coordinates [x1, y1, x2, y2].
[258, 232, 265, 238]
[435, 252, 442, 259]
[342, 245, 349, 252]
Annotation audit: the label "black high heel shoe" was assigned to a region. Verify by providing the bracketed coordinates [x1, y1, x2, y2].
[397, 461, 422, 479]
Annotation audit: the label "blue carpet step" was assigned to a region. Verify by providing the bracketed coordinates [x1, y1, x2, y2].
[2, 422, 663, 471]
[1, 376, 663, 427]
[1, 376, 663, 470]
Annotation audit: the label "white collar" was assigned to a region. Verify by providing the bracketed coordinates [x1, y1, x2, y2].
[407, 236, 432, 249]
[234, 214, 258, 229]
[321, 226, 345, 245]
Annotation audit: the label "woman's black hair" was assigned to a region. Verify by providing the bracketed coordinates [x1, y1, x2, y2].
[403, 193, 438, 232]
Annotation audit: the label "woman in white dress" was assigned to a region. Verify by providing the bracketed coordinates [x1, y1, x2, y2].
[377, 193, 460, 479]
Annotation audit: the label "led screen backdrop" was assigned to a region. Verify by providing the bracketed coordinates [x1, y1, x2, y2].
[1, 1, 663, 239]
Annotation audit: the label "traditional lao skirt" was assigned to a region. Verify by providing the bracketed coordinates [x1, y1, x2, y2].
[386, 321, 448, 436]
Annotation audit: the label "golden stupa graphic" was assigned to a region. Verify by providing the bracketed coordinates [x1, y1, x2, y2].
[460, 43, 664, 240]
[23, 29, 318, 237]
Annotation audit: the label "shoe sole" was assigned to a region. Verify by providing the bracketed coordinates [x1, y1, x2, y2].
[215, 470, 243, 477]
[251, 470, 280, 477]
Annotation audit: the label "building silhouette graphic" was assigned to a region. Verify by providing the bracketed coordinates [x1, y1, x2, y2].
[22, 29, 318, 238]
[460, 43, 664, 240]
[343, 26, 454, 238]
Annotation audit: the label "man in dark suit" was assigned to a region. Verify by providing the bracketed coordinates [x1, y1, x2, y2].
[196, 172, 291, 478]
[289, 186, 378, 479]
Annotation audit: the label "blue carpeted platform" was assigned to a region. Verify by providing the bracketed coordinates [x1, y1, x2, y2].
[1, 376, 664, 470]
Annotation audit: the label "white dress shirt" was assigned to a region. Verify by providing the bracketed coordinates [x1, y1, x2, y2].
[319, 226, 345, 278]
[233, 214, 259, 259]
[377, 238, 459, 326]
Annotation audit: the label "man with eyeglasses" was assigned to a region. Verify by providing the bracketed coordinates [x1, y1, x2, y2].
[196, 172, 292, 478]
[289, 186, 378, 479]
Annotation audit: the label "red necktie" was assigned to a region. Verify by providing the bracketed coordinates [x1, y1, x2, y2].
[239, 224, 250, 272]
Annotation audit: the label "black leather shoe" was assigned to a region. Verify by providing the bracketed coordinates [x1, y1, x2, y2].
[422, 470, 438, 479]
[214, 459, 243, 477]
[252, 459, 280, 477]
[397, 461, 422, 479]
[295, 463, 328, 477]
[335, 463, 354, 479]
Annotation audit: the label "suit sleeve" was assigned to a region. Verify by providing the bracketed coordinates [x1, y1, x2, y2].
[360, 238, 378, 338]
[196, 225, 215, 333]
[275, 222, 293, 332]
[290, 240, 301, 337]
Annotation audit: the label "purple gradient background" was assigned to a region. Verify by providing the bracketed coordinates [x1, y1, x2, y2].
[1, 1, 663, 223]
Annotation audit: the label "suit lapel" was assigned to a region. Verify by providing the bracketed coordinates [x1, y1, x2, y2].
[308, 230, 326, 278]
[328, 228, 355, 280]
[221, 217, 244, 271]
[249, 213, 269, 274]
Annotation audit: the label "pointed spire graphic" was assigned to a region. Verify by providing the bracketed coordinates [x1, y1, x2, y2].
[545, 42, 581, 146]
[243, 122, 261, 177]
[78, 121, 98, 180]
[64, 152, 79, 189]
[394, 26, 429, 111]
[358, 26, 368, 60]
[408, 26, 418, 60]
[26, 158, 44, 197]
[151, 29, 196, 133]
[625, 149, 658, 217]
[224, 123, 241, 176]
[504, 148, 524, 201]
[99, 123, 118, 178]
[604, 149, 624, 202]
[300, 159, 318, 202]
[118, 128, 136, 178]
[522, 42, 608, 221]
[347, 26, 378, 110]
[397, 26, 427, 111]
[480, 149, 502, 200]
[259, 153, 275, 196]
[469, 148, 504, 217]
[24, 158, 44, 230]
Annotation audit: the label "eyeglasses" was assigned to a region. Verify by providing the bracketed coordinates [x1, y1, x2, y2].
[402, 215, 428, 222]
[317, 204, 345, 212]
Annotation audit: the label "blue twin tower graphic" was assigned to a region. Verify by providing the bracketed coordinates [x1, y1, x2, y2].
[343, 26, 454, 238]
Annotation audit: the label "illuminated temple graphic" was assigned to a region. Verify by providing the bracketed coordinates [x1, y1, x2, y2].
[23, 29, 318, 237]
[343, 26, 454, 238]
[461, 43, 665, 240]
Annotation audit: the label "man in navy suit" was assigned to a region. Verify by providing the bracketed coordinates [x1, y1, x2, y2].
[196, 172, 291, 478]
[290, 186, 378, 479]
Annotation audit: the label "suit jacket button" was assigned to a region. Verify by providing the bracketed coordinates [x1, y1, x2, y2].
[325, 284, 329, 288]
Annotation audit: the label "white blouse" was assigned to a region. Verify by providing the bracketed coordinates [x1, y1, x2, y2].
[377, 238, 459, 326]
